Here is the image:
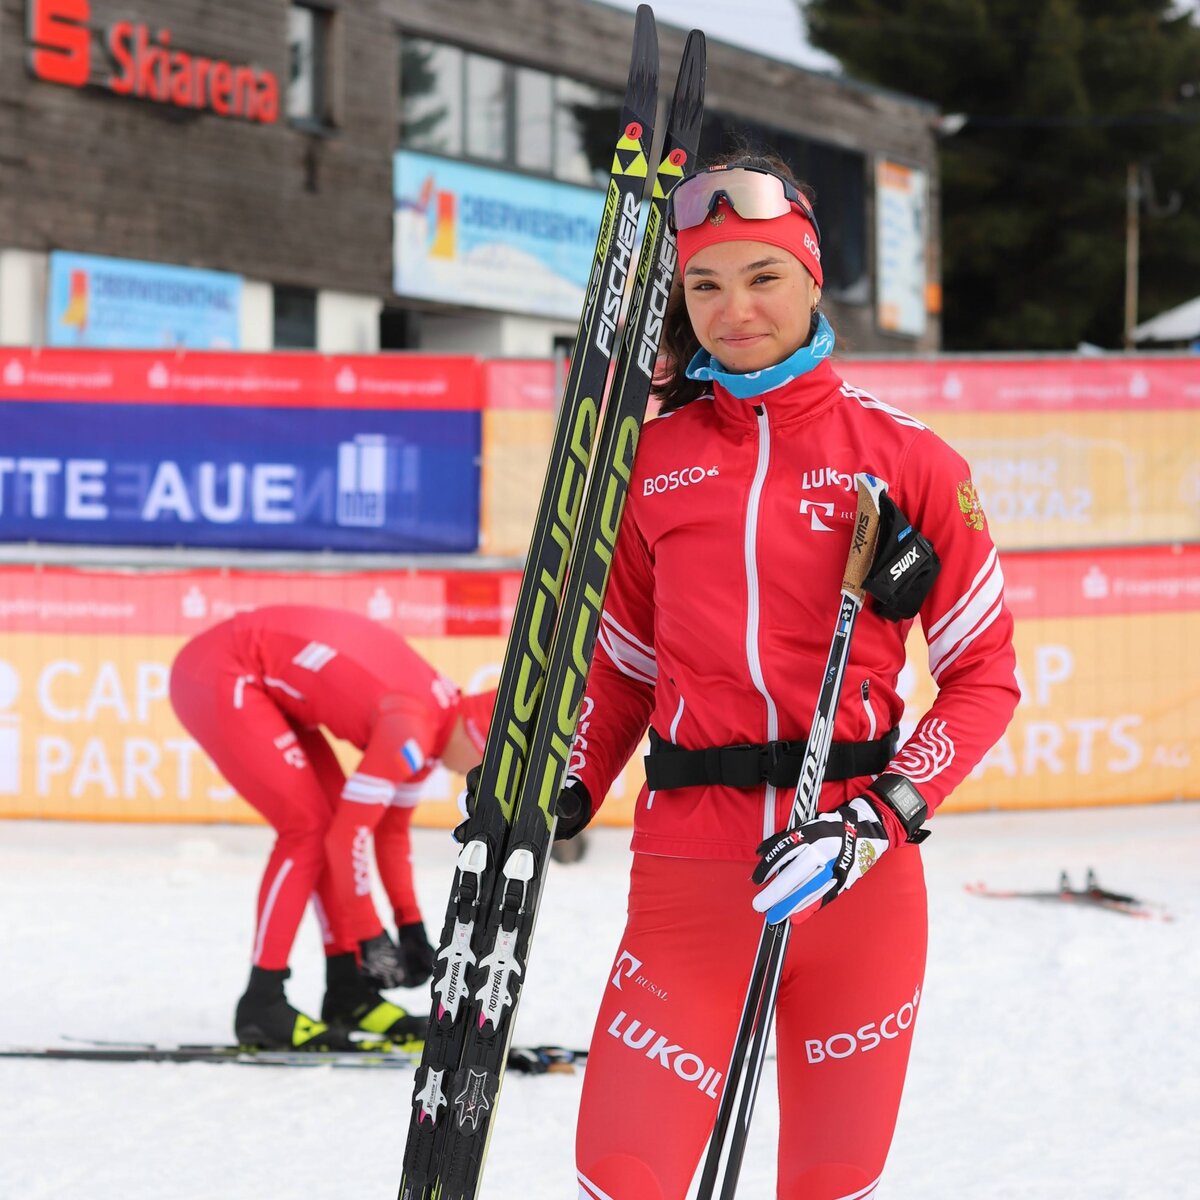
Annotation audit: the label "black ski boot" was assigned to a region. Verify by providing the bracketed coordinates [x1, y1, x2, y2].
[235, 966, 355, 1051]
[322, 953, 427, 1048]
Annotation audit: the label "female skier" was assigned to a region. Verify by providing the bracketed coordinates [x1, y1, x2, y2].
[565, 157, 1020, 1199]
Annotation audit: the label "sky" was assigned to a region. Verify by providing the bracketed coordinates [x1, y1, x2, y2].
[595, 0, 1200, 78]
[2, 803, 1198, 1199]
[594, 0, 842, 74]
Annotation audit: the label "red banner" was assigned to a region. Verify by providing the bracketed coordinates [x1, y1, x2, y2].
[840, 355, 1200, 413]
[0, 348, 483, 409]
[2, 553, 1197, 822]
[1001, 544, 1200, 619]
[0, 567, 522, 638]
[482, 359, 559, 410]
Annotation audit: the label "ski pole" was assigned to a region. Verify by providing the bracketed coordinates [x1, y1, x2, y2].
[697, 473, 887, 1200]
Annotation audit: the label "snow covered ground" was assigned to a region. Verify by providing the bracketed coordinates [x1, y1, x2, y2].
[2, 803, 1197, 1199]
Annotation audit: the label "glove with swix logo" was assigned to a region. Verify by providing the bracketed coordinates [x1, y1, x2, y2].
[862, 491, 940, 621]
[751, 796, 893, 925]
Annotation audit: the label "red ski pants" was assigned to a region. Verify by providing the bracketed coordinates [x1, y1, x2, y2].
[169, 624, 382, 969]
[576, 846, 927, 1200]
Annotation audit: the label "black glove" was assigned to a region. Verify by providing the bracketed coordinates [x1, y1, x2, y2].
[453, 766, 592, 844]
[396, 920, 436, 988]
[358, 931, 408, 990]
[862, 492, 940, 621]
[553, 780, 593, 841]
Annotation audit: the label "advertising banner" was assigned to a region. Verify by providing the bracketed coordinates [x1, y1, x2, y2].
[47, 252, 243, 350]
[2, 550, 1196, 829]
[394, 151, 605, 320]
[476, 355, 1200, 554]
[875, 160, 928, 338]
[843, 356, 1200, 549]
[0, 568, 519, 824]
[904, 545, 1200, 810]
[480, 359, 560, 555]
[0, 349, 484, 553]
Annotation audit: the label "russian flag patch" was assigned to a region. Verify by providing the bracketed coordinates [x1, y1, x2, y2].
[401, 739, 425, 773]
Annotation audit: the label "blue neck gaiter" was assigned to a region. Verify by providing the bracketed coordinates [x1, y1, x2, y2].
[684, 313, 836, 400]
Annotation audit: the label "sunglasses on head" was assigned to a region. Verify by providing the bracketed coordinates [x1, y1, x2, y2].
[667, 165, 821, 243]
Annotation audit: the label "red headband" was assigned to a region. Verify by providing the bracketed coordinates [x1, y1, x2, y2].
[677, 202, 823, 288]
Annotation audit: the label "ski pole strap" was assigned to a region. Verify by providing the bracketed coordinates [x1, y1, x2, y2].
[644, 726, 899, 791]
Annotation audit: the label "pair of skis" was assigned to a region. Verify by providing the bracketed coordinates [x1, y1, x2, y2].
[398, 10, 706, 1200]
[966, 870, 1174, 922]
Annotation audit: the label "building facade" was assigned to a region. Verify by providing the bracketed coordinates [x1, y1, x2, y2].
[1, 0, 942, 355]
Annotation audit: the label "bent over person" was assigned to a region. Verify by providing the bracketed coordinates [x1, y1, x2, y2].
[169, 604, 496, 1051]
[559, 157, 1020, 1199]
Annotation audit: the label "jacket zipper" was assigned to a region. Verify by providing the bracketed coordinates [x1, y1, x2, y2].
[745, 405, 778, 841]
[860, 679, 877, 740]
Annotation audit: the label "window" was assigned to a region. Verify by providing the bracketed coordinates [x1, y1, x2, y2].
[464, 53, 509, 161]
[400, 38, 463, 154]
[380, 306, 420, 350]
[554, 78, 620, 188]
[287, 4, 331, 126]
[515, 67, 554, 174]
[274, 285, 317, 349]
[395, 38, 623, 188]
[807, 141, 868, 302]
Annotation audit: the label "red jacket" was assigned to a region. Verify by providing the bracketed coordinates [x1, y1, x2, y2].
[229, 605, 460, 803]
[569, 358, 1019, 861]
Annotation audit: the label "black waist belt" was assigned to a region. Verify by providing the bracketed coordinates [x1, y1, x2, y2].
[644, 726, 899, 791]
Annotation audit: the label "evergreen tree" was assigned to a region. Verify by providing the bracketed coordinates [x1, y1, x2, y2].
[802, 0, 1200, 349]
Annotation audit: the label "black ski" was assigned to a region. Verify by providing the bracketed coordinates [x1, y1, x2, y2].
[966, 870, 1173, 922]
[429, 27, 707, 1200]
[1, 1042, 588, 1073]
[398, 9, 663, 1200]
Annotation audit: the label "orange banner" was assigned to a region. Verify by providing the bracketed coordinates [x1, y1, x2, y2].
[477, 355, 1200, 554]
[0, 567, 635, 828]
[1, 551, 1197, 825]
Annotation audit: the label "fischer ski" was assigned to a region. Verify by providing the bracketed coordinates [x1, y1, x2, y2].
[0, 1041, 588, 1073]
[400, 7, 658, 1197]
[966, 870, 1174, 922]
[398, 10, 706, 1200]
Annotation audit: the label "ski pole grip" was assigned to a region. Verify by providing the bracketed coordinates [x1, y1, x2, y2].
[843, 474, 888, 599]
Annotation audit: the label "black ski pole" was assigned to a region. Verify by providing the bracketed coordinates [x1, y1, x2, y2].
[697, 473, 887, 1200]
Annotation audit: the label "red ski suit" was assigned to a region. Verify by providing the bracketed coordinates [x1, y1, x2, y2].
[572, 359, 1019, 1200]
[169, 605, 463, 970]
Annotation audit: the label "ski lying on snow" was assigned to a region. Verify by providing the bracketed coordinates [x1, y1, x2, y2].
[1, 1042, 588, 1073]
[966, 870, 1174, 922]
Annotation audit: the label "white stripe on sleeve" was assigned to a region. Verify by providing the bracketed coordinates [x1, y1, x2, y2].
[927, 554, 1006, 679]
[596, 613, 657, 686]
[341, 772, 397, 805]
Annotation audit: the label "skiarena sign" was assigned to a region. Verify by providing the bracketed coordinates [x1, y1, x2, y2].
[25, 0, 280, 125]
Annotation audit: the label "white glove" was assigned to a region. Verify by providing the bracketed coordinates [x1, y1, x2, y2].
[751, 796, 892, 924]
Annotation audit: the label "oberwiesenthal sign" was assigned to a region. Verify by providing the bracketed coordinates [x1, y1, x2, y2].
[46, 252, 243, 350]
[394, 151, 606, 321]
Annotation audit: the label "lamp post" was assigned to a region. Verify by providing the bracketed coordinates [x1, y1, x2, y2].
[1124, 162, 1140, 350]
